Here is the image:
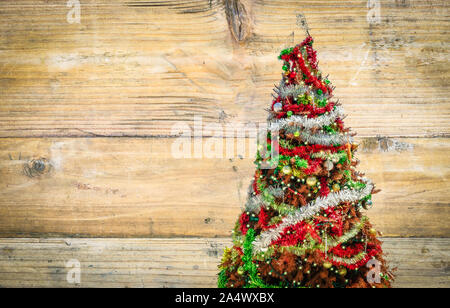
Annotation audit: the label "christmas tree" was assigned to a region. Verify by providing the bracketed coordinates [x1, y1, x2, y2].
[218, 34, 394, 288]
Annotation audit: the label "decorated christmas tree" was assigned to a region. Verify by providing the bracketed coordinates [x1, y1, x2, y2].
[218, 33, 394, 288]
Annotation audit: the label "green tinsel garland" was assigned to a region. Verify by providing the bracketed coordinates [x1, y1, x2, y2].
[242, 228, 273, 288]
[311, 150, 348, 164]
[261, 188, 298, 216]
[218, 269, 228, 288]
[278, 139, 295, 149]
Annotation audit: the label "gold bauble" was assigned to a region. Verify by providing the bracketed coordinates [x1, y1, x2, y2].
[369, 228, 377, 236]
[237, 267, 245, 275]
[306, 176, 318, 186]
[332, 183, 340, 192]
[323, 262, 332, 269]
[282, 165, 292, 175]
[339, 267, 347, 276]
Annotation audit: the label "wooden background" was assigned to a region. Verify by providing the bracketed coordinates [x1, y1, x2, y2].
[0, 0, 449, 287]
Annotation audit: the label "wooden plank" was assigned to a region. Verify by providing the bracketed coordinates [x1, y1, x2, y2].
[0, 237, 448, 288]
[0, 0, 448, 137]
[0, 137, 448, 237]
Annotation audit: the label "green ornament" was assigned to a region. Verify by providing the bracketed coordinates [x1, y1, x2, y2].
[294, 131, 300, 137]
[237, 267, 245, 275]
[317, 89, 323, 95]
[325, 79, 330, 85]
[287, 111, 293, 117]
[282, 65, 289, 71]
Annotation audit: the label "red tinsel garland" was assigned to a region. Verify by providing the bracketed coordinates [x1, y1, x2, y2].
[234, 246, 243, 256]
[303, 158, 322, 175]
[335, 118, 344, 131]
[319, 177, 330, 197]
[270, 221, 322, 247]
[278, 144, 347, 157]
[320, 243, 382, 270]
[258, 207, 270, 230]
[329, 243, 365, 258]
[306, 44, 318, 70]
[274, 102, 335, 119]
[280, 101, 335, 118]
[314, 206, 344, 237]
[295, 51, 328, 94]
[239, 212, 250, 235]
[279, 36, 332, 95]
[299, 36, 314, 48]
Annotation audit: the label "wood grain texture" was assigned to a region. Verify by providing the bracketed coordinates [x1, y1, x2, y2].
[0, 0, 449, 138]
[0, 136, 448, 238]
[0, 237, 448, 288]
[0, 1, 448, 288]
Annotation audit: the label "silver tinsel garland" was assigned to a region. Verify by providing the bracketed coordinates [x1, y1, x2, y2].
[252, 178, 373, 253]
[244, 185, 284, 213]
[275, 83, 308, 99]
[268, 106, 345, 131]
[299, 130, 353, 146]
